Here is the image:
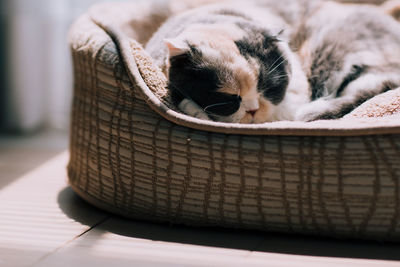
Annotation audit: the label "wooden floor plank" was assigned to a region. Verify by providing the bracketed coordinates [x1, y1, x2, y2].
[0, 152, 109, 267]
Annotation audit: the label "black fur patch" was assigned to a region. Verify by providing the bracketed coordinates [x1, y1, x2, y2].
[235, 26, 289, 105]
[308, 43, 343, 101]
[168, 47, 241, 117]
[336, 65, 367, 97]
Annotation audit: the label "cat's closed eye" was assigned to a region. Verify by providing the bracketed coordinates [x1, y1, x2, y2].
[204, 93, 242, 116]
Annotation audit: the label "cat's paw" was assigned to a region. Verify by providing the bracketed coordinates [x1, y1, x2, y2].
[296, 99, 346, 121]
[178, 98, 211, 121]
[295, 99, 332, 122]
[192, 112, 211, 121]
[295, 109, 321, 122]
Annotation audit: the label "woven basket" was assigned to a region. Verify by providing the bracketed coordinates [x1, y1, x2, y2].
[68, 0, 400, 241]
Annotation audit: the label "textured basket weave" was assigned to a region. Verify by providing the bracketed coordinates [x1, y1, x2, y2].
[68, 0, 400, 241]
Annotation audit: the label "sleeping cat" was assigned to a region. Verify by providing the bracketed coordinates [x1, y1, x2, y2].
[145, 0, 400, 123]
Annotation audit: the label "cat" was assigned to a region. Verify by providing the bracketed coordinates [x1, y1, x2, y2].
[145, 0, 400, 123]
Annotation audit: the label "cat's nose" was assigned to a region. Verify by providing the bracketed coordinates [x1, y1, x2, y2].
[246, 109, 258, 116]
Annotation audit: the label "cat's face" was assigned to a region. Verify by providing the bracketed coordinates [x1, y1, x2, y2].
[166, 24, 292, 123]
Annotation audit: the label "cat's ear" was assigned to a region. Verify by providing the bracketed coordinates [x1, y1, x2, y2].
[164, 38, 188, 57]
[270, 28, 287, 42]
[276, 30, 288, 42]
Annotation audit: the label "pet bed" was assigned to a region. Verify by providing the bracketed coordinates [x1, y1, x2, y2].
[68, 0, 400, 241]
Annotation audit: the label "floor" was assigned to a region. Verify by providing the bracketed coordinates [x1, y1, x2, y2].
[1, 130, 400, 267]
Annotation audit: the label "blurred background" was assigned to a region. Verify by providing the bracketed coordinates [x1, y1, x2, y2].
[0, 0, 132, 134]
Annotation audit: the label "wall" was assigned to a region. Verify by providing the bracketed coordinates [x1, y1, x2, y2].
[2, 0, 131, 132]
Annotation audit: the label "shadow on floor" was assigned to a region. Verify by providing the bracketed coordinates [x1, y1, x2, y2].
[58, 186, 400, 261]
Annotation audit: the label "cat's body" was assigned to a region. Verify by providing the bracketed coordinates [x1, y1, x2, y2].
[146, 0, 400, 123]
[294, 1, 400, 120]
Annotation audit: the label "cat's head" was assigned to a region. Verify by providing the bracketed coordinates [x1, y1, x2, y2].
[165, 23, 296, 123]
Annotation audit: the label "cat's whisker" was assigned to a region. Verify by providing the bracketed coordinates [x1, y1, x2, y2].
[271, 74, 290, 80]
[267, 58, 287, 75]
[267, 55, 285, 73]
[204, 101, 234, 113]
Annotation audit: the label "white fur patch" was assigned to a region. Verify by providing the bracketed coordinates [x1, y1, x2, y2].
[178, 99, 211, 121]
[243, 98, 259, 111]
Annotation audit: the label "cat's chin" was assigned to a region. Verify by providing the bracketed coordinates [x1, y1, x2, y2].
[239, 120, 269, 124]
[238, 113, 274, 124]
[239, 113, 255, 124]
[239, 117, 270, 124]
